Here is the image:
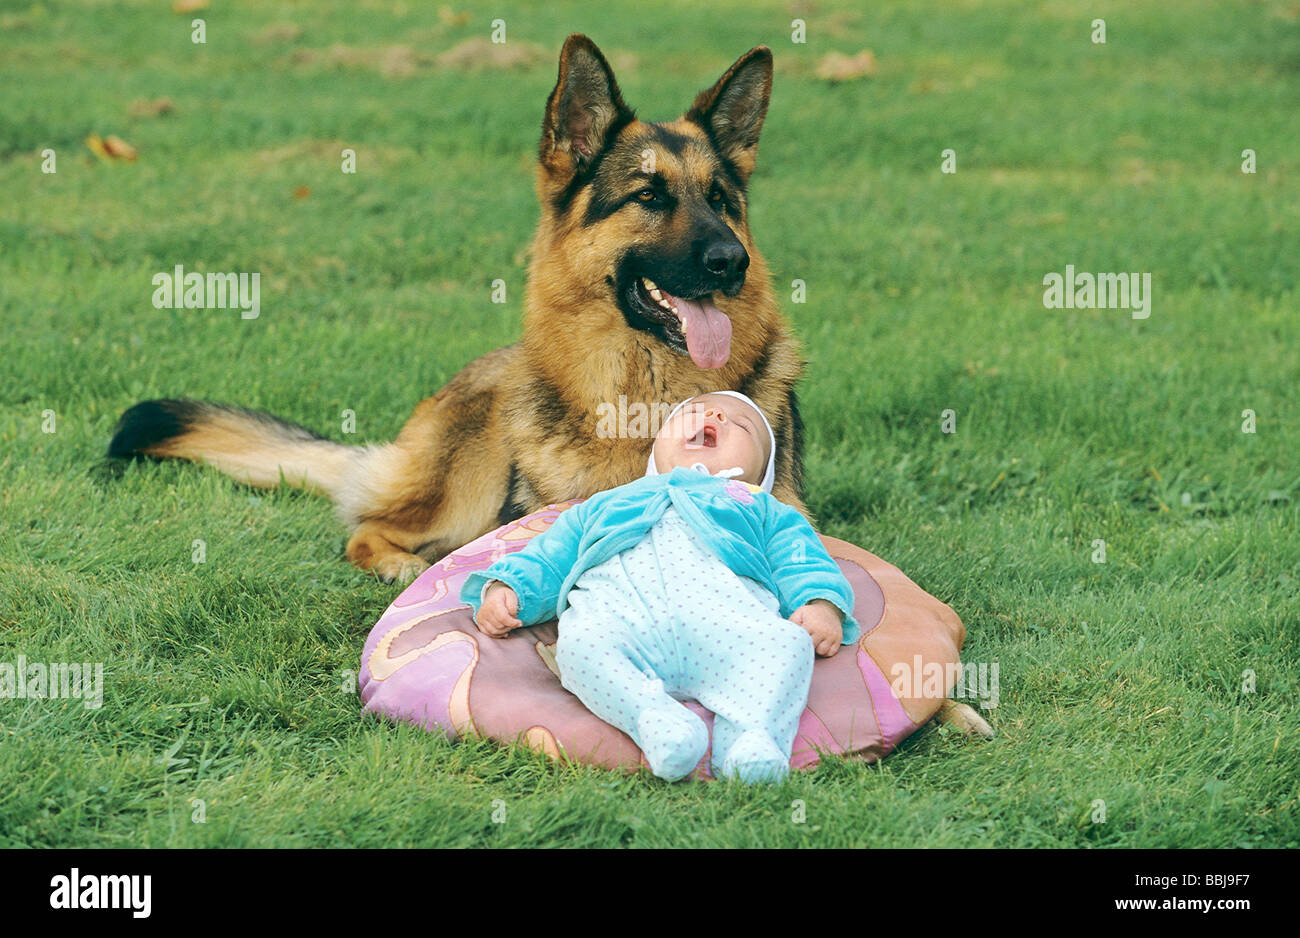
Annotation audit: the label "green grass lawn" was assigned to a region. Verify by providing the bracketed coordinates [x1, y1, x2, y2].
[1, 0, 1297, 847]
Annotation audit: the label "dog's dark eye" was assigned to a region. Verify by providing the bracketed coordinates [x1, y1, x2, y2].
[708, 187, 726, 211]
[629, 186, 676, 212]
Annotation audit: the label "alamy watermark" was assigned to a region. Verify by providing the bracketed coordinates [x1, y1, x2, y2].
[50, 869, 150, 918]
[890, 655, 999, 710]
[152, 264, 260, 319]
[1043, 265, 1151, 319]
[594, 395, 675, 439]
[0, 655, 104, 710]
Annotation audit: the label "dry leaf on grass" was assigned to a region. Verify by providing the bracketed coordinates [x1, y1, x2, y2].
[292, 186, 311, 200]
[172, 0, 209, 13]
[815, 49, 878, 82]
[128, 97, 174, 118]
[86, 133, 137, 162]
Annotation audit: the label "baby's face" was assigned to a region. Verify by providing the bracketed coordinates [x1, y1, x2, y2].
[651, 394, 770, 485]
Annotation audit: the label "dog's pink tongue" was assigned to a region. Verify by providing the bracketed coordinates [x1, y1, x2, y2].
[669, 294, 732, 369]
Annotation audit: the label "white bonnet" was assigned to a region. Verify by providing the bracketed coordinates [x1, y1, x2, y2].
[643, 390, 776, 494]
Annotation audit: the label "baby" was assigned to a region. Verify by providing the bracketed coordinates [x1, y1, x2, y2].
[459, 390, 858, 783]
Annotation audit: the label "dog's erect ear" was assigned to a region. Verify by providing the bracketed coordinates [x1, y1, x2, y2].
[684, 46, 773, 184]
[540, 35, 633, 178]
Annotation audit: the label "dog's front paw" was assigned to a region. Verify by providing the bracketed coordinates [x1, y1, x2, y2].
[373, 554, 431, 585]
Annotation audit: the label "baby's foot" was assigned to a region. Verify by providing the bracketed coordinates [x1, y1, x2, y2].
[718, 729, 790, 784]
[636, 706, 709, 782]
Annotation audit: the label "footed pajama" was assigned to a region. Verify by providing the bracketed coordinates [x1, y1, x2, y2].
[554, 505, 814, 783]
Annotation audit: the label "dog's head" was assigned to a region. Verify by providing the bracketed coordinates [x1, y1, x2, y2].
[530, 34, 775, 371]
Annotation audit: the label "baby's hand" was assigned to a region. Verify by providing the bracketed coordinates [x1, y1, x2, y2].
[790, 599, 844, 657]
[476, 580, 522, 638]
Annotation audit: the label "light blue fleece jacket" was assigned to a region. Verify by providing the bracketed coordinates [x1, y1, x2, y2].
[459, 465, 859, 643]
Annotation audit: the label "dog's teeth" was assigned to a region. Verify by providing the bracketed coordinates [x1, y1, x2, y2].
[650, 288, 663, 300]
[642, 277, 658, 291]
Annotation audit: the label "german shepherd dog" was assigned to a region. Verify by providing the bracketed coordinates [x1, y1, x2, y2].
[110, 35, 805, 583]
[107, 34, 992, 737]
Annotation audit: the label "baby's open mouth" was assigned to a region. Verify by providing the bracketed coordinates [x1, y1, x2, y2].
[685, 423, 719, 448]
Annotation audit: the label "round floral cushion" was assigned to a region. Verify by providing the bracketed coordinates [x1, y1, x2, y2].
[358, 501, 966, 778]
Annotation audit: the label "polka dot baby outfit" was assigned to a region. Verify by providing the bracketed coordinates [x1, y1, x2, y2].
[554, 504, 815, 783]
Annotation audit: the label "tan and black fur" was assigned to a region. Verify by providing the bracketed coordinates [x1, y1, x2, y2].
[110, 35, 807, 584]
[107, 34, 993, 738]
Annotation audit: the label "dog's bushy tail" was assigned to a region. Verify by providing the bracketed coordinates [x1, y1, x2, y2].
[107, 399, 358, 501]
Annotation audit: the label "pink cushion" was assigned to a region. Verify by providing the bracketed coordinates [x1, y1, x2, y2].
[358, 500, 966, 778]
